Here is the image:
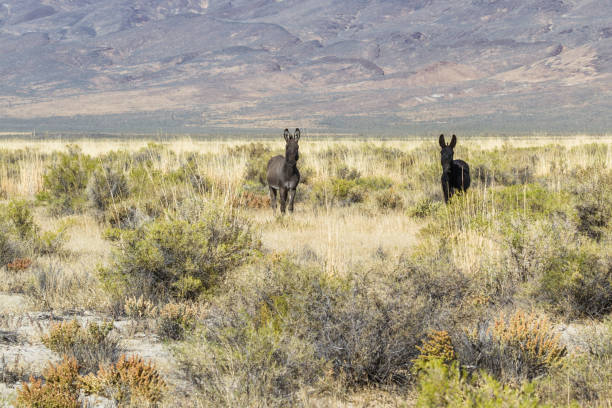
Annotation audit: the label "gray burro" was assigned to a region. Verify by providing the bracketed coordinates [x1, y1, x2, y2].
[267, 128, 302, 214]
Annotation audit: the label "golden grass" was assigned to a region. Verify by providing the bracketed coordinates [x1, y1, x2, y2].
[256, 206, 421, 276]
[1, 134, 610, 154]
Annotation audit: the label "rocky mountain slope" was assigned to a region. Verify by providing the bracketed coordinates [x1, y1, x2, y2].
[0, 0, 610, 134]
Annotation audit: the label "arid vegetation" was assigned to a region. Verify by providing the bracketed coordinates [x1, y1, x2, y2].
[0, 136, 611, 407]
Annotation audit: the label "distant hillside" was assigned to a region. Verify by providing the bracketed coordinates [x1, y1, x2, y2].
[0, 0, 610, 135]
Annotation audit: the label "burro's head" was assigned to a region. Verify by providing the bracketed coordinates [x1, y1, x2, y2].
[439, 134, 456, 173]
[284, 128, 301, 164]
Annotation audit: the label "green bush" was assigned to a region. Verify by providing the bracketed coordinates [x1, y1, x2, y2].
[0, 221, 24, 268]
[0, 200, 67, 265]
[6, 200, 37, 241]
[357, 175, 394, 191]
[409, 198, 441, 218]
[416, 359, 549, 408]
[572, 169, 612, 241]
[537, 244, 612, 318]
[39, 146, 95, 215]
[100, 207, 261, 301]
[0, 200, 35, 266]
[311, 178, 365, 206]
[174, 258, 327, 406]
[235, 143, 276, 186]
[87, 164, 130, 213]
[494, 184, 573, 217]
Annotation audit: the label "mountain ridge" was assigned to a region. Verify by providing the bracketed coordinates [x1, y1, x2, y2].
[0, 0, 610, 135]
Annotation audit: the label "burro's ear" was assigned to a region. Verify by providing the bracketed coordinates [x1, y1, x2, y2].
[439, 134, 446, 148]
[294, 128, 301, 141]
[284, 128, 290, 142]
[449, 134, 457, 148]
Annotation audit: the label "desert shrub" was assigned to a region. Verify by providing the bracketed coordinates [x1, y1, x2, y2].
[236, 143, 276, 186]
[409, 198, 441, 218]
[572, 169, 612, 241]
[16, 357, 81, 408]
[39, 146, 95, 215]
[375, 188, 404, 210]
[416, 359, 548, 408]
[502, 216, 572, 283]
[0, 220, 25, 267]
[0, 200, 37, 264]
[311, 178, 365, 206]
[157, 302, 198, 340]
[494, 184, 573, 217]
[458, 310, 566, 382]
[357, 175, 394, 191]
[535, 318, 612, 406]
[100, 207, 261, 301]
[132, 143, 166, 166]
[470, 146, 539, 186]
[536, 244, 612, 318]
[35, 228, 69, 256]
[335, 164, 361, 180]
[104, 201, 151, 230]
[502, 214, 612, 317]
[175, 253, 474, 406]
[41, 320, 118, 373]
[80, 354, 166, 405]
[174, 259, 327, 406]
[364, 145, 408, 167]
[413, 330, 456, 371]
[87, 164, 130, 213]
[0, 200, 67, 265]
[18, 355, 166, 407]
[6, 200, 37, 241]
[236, 190, 270, 209]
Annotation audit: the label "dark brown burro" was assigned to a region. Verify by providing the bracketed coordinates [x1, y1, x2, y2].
[267, 128, 301, 213]
[439, 134, 470, 203]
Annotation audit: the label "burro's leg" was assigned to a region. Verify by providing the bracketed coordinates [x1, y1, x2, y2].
[269, 186, 277, 212]
[441, 180, 450, 203]
[279, 188, 288, 214]
[288, 188, 296, 213]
